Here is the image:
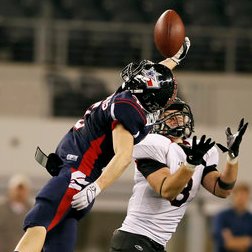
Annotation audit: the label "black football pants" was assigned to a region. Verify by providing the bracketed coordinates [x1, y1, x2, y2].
[110, 230, 166, 252]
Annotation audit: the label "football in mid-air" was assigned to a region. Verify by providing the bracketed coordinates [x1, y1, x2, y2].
[154, 10, 185, 58]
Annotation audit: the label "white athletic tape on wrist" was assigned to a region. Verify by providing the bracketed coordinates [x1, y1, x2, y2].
[94, 182, 101, 196]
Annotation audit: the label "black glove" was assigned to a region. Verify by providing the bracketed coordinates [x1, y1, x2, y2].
[216, 118, 248, 159]
[35, 147, 63, 176]
[179, 135, 215, 166]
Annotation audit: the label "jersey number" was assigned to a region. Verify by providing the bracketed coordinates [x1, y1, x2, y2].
[170, 178, 193, 207]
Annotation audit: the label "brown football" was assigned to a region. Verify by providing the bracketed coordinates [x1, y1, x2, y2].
[154, 10, 185, 58]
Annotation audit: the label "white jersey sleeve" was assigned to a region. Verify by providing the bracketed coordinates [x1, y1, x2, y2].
[205, 145, 219, 167]
[133, 133, 172, 164]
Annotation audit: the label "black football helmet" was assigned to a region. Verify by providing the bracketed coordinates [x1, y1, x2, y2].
[152, 97, 194, 138]
[119, 60, 177, 113]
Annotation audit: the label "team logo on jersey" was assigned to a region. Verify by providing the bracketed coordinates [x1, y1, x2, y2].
[67, 154, 78, 161]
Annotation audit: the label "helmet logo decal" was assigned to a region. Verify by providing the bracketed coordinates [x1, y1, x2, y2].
[143, 68, 161, 89]
[146, 79, 160, 88]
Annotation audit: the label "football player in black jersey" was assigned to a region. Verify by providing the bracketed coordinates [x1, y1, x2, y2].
[14, 39, 190, 252]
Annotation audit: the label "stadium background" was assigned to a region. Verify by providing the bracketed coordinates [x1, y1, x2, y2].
[0, 0, 252, 251]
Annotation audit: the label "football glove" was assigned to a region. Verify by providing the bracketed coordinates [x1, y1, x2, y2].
[216, 118, 248, 159]
[71, 182, 101, 211]
[180, 135, 215, 167]
[171, 37, 190, 65]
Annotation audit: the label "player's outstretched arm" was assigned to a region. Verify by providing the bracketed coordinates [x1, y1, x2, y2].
[216, 118, 248, 160]
[95, 123, 134, 190]
[146, 135, 215, 201]
[72, 123, 133, 210]
[146, 164, 194, 201]
[202, 119, 248, 198]
[159, 37, 190, 70]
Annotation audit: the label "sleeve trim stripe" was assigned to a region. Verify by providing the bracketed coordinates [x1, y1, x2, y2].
[133, 131, 140, 138]
[111, 120, 118, 130]
[201, 164, 218, 184]
[111, 103, 116, 120]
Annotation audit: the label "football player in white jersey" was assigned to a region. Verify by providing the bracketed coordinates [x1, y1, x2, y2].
[109, 98, 248, 252]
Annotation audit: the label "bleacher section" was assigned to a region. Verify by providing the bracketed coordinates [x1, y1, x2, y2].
[0, 0, 252, 72]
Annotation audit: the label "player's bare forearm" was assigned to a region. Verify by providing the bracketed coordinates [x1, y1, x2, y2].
[162, 164, 194, 200]
[212, 118, 248, 198]
[148, 164, 194, 201]
[96, 124, 133, 191]
[159, 37, 191, 70]
[216, 161, 238, 197]
[159, 58, 177, 70]
[214, 162, 238, 198]
[96, 152, 132, 190]
[220, 161, 238, 183]
[203, 162, 238, 198]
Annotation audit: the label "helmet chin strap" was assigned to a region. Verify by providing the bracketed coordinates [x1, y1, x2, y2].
[167, 128, 184, 137]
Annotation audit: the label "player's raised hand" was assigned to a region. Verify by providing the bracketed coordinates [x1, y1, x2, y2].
[180, 135, 215, 167]
[71, 182, 101, 211]
[171, 37, 191, 65]
[216, 118, 248, 159]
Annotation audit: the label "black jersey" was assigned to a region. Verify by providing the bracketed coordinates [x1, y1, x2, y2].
[55, 91, 152, 181]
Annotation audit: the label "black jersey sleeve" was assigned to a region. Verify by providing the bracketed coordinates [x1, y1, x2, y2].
[136, 158, 167, 178]
[112, 93, 147, 136]
[201, 164, 218, 184]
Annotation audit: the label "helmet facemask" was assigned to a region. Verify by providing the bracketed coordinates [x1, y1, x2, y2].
[153, 98, 194, 139]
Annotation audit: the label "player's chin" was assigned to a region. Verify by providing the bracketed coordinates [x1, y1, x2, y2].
[170, 134, 184, 143]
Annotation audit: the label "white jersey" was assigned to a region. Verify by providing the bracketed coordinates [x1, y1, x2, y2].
[120, 133, 218, 247]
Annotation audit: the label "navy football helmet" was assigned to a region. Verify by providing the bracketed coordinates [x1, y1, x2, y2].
[119, 60, 177, 113]
[153, 97, 194, 138]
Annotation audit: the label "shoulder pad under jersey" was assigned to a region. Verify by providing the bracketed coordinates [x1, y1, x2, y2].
[111, 91, 147, 136]
[133, 133, 171, 164]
